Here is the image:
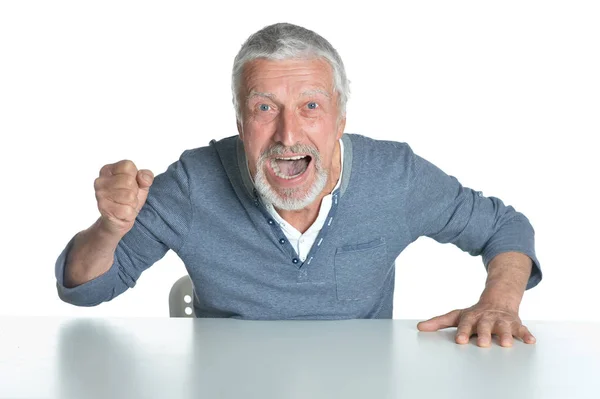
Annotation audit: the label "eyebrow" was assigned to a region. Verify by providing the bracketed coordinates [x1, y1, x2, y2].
[245, 89, 331, 104]
[300, 89, 331, 98]
[247, 91, 276, 101]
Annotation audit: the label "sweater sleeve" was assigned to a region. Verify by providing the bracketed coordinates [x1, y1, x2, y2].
[404, 145, 542, 290]
[55, 151, 193, 306]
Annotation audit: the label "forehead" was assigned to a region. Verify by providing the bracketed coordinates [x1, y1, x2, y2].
[241, 58, 335, 94]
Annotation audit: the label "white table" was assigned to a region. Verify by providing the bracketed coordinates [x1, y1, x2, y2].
[0, 318, 598, 398]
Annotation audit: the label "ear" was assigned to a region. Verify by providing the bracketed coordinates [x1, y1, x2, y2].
[336, 116, 346, 140]
[236, 120, 243, 140]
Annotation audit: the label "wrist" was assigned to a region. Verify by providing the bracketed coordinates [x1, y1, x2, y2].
[481, 252, 532, 312]
[479, 284, 523, 312]
[95, 217, 128, 243]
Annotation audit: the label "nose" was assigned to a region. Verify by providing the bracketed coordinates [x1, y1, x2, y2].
[274, 108, 303, 148]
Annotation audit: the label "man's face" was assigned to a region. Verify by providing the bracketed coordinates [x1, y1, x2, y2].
[237, 57, 345, 210]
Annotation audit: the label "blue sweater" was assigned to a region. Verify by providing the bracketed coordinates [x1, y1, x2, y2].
[55, 134, 542, 319]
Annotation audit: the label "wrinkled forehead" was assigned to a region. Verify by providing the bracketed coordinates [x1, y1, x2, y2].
[240, 57, 336, 96]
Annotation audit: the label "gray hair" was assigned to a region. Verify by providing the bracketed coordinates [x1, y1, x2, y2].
[231, 23, 350, 122]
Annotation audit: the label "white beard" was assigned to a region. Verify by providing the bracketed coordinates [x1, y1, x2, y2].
[252, 144, 329, 211]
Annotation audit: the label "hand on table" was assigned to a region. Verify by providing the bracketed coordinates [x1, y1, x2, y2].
[416, 301, 536, 347]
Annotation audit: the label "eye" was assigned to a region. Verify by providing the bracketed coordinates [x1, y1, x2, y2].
[307, 102, 318, 110]
[259, 104, 270, 111]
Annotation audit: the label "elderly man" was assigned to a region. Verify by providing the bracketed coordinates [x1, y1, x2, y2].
[56, 23, 542, 348]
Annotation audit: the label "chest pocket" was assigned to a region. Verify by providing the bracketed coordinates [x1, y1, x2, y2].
[334, 237, 391, 301]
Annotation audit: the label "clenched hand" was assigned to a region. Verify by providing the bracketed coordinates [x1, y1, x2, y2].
[94, 160, 154, 238]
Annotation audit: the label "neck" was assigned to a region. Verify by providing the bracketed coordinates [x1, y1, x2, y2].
[275, 140, 341, 233]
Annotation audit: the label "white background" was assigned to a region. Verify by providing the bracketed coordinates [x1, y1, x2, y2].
[1, 1, 598, 321]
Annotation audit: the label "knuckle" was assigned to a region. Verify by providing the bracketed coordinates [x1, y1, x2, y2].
[115, 175, 137, 189]
[114, 206, 126, 219]
[97, 186, 111, 200]
[124, 176, 138, 189]
[111, 189, 126, 203]
[95, 176, 111, 191]
[124, 205, 138, 219]
[99, 164, 112, 176]
[457, 322, 473, 332]
[97, 199, 113, 215]
[115, 206, 132, 220]
[517, 327, 528, 337]
[509, 319, 522, 328]
[496, 319, 513, 330]
[510, 321, 523, 332]
[460, 313, 477, 324]
[111, 175, 123, 187]
[125, 190, 137, 204]
[119, 160, 138, 175]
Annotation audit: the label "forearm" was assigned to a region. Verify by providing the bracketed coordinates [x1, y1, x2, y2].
[479, 252, 532, 311]
[64, 217, 122, 288]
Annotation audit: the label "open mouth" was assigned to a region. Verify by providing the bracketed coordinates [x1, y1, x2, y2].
[270, 155, 312, 180]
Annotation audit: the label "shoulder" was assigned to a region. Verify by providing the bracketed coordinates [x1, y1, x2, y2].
[346, 133, 413, 156]
[177, 135, 237, 176]
[345, 133, 416, 171]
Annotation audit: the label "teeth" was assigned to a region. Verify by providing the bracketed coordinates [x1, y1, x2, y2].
[275, 155, 307, 161]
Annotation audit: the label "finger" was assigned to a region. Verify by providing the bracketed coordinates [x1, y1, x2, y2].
[111, 160, 138, 176]
[99, 163, 114, 177]
[101, 201, 139, 222]
[95, 173, 139, 193]
[136, 169, 154, 190]
[104, 188, 138, 208]
[516, 325, 537, 344]
[476, 319, 494, 348]
[110, 174, 140, 191]
[495, 321, 514, 347]
[417, 309, 462, 332]
[456, 318, 475, 345]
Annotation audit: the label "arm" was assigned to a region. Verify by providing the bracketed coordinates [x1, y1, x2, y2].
[403, 145, 542, 289]
[418, 250, 537, 347]
[401, 144, 541, 346]
[55, 153, 193, 306]
[63, 217, 122, 288]
[479, 251, 532, 311]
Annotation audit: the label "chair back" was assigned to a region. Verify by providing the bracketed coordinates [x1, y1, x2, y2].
[169, 275, 195, 317]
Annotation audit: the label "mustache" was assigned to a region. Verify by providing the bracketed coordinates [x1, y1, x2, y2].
[260, 143, 321, 160]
